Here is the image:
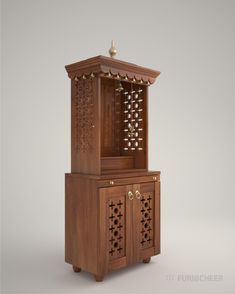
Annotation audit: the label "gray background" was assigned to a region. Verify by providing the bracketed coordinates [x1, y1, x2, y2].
[1, 0, 235, 293]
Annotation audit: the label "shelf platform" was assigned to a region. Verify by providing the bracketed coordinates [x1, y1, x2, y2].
[101, 156, 134, 171]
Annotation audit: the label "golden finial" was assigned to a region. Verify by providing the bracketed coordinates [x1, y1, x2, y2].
[109, 40, 117, 58]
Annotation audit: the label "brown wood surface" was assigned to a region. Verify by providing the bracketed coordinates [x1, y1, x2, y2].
[132, 183, 141, 262]
[101, 156, 134, 171]
[65, 170, 160, 180]
[143, 257, 151, 263]
[140, 247, 155, 260]
[65, 171, 160, 280]
[65, 55, 160, 84]
[71, 76, 101, 174]
[73, 265, 81, 272]
[97, 174, 160, 188]
[101, 78, 121, 156]
[120, 84, 148, 170]
[154, 180, 161, 255]
[125, 184, 133, 265]
[101, 168, 147, 175]
[94, 275, 104, 282]
[65, 175, 98, 275]
[132, 182, 156, 262]
[96, 180, 160, 273]
[65, 55, 161, 281]
[98, 185, 129, 275]
[70, 73, 150, 175]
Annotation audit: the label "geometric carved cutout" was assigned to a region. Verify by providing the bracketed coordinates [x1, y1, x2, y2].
[74, 78, 94, 153]
[108, 197, 125, 260]
[140, 192, 154, 249]
[122, 85, 144, 152]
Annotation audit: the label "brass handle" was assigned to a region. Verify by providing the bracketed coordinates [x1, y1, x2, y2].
[109, 180, 114, 185]
[153, 176, 157, 181]
[128, 191, 134, 200]
[135, 190, 142, 200]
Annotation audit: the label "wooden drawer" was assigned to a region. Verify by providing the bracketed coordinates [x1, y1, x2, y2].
[97, 174, 160, 188]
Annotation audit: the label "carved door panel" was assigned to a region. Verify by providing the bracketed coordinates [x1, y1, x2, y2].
[99, 185, 131, 273]
[132, 182, 160, 261]
[99, 181, 160, 274]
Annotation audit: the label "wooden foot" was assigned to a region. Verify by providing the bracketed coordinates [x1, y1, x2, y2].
[73, 265, 81, 272]
[94, 274, 104, 282]
[143, 257, 151, 263]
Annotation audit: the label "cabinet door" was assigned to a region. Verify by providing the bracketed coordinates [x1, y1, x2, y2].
[99, 185, 131, 273]
[133, 181, 160, 261]
[98, 181, 160, 274]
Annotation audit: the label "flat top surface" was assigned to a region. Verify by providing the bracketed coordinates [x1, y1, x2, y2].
[65, 170, 161, 180]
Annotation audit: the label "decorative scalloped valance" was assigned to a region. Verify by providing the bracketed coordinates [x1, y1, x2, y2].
[65, 55, 160, 85]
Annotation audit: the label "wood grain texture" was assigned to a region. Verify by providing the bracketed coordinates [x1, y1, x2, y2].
[65, 172, 160, 279]
[98, 173, 160, 188]
[154, 180, 161, 255]
[65, 175, 98, 274]
[65, 55, 161, 281]
[108, 256, 127, 272]
[101, 78, 121, 156]
[71, 76, 101, 174]
[132, 183, 141, 263]
[120, 83, 148, 169]
[101, 156, 134, 171]
[65, 55, 160, 84]
[132, 182, 156, 262]
[98, 185, 128, 275]
[125, 184, 134, 265]
[71, 75, 151, 175]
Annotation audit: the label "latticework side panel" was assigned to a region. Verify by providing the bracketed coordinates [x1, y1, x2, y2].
[107, 197, 125, 260]
[140, 192, 154, 249]
[122, 87, 144, 151]
[74, 78, 94, 153]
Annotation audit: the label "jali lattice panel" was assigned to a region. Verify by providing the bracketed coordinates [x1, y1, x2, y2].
[122, 86, 144, 152]
[107, 197, 126, 260]
[73, 77, 95, 153]
[140, 192, 154, 249]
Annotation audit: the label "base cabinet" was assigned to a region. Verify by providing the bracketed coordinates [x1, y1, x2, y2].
[65, 173, 160, 281]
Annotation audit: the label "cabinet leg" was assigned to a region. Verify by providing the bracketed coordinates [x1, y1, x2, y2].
[143, 257, 151, 263]
[94, 274, 104, 282]
[73, 265, 81, 272]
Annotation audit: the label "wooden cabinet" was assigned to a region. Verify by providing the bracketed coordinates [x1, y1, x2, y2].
[65, 53, 161, 281]
[99, 181, 160, 272]
[65, 174, 160, 281]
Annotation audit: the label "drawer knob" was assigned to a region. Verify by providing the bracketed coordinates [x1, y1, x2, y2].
[109, 180, 114, 185]
[153, 176, 157, 181]
[135, 190, 142, 199]
[128, 191, 134, 200]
